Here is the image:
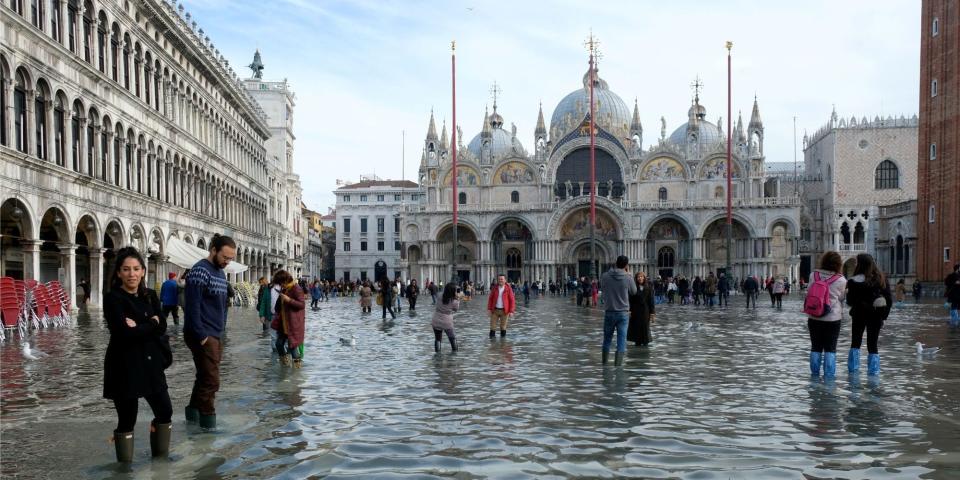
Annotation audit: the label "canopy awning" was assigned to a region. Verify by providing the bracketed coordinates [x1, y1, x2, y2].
[166, 236, 248, 274]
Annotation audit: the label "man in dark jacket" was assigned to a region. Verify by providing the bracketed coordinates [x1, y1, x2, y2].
[743, 275, 759, 309]
[600, 256, 636, 366]
[718, 273, 730, 307]
[160, 272, 180, 326]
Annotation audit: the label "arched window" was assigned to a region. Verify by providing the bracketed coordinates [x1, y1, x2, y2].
[458, 192, 466, 205]
[930, 143, 937, 160]
[840, 222, 851, 245]
[853, 222, 865, 245]
[113, 124, 122, 185]
[53, 96, 65, 165]
[657, 246, 675, 268]
[13, 70, 27, 153]
[31, 0, 44, 30]
[874, 160, 899, 189]
[110, 24, 119, 81]
[81, 1, 92, 62]
[96, 12, 106, 72]
[71, 101, 81, 171]
[35, 84, 47, 159]
[658, 187, 668, 201]
[100, 121, 109, 181]
[510, 191, 519, 203]
[0, 63, 6, 147]
[122, 34, 131, 90]
[51, 0, 61, 43]
[933, 17, 939, 36]
[932, 79, 938, 97]
[67, 0, 78, 53]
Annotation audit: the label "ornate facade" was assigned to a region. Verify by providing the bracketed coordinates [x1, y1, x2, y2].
[1, 0, 279, 306]
[402, 65, 802, 285]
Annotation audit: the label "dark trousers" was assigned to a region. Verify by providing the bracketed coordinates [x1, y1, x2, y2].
[718, 291, 728, 306]
[276, 331, 301, 359]
[113, 391, 172, 432]
[774, 293, 783, 309]
[161, 305, 179, 325]
[850, 315, 882, 354]
[808, 319, 841, 353]
[433, 328, 457, 349]
[311, 297, 320, 309]
[745, 292, 756, 308]
[382, 300, 396, 319]
[185, 332, 222, 415]
[408, 296, 417, 310]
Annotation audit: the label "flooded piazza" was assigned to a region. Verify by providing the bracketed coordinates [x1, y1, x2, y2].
[2, 293, 960, 479]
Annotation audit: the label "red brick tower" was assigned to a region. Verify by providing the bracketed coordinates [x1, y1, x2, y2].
[918, 0, 960, 283]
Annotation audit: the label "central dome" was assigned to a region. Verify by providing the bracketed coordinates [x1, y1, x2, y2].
[467, 107, 527, 160]
[549, 68, 631, 140]
[668, 102, 723, 146]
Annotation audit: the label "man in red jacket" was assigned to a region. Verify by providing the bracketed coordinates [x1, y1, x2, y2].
[487, 274, 516, 338]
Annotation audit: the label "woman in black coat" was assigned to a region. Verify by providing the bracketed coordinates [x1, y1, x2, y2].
[103, 247, 172, 463]
[628, 271, 656, 346]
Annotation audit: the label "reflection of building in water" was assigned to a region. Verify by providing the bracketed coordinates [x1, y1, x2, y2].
[401, 60, 802, 284]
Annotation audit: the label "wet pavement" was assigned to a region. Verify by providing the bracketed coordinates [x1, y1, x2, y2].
[2, 292, 960, 479]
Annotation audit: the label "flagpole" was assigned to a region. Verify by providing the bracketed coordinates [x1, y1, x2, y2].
[450, 40, 459, 285]
[725, 41, 733, 279]
[588, 35, 597, 285]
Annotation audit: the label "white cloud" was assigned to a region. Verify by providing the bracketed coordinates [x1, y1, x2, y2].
[182, 0, 920, 212]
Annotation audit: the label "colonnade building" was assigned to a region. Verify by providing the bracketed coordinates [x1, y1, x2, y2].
[401, 64, 802, 285]
[1, 0, 296, 306]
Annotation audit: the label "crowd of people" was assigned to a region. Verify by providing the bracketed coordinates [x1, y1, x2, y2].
[100, 228, 960, 464]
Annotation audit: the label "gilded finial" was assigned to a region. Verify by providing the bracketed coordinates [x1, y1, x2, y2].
[451, 40, 456, 52]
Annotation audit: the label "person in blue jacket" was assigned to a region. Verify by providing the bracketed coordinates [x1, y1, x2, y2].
[160, 272, 180, 326]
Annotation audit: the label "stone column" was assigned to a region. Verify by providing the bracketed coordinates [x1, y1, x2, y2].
[104, 129, 114, 185]
[1, 78, 12, 147]
[21, 240, 42, 281]
[89, 247, 104, 306]
[24, 88, 36, 156]
[59, 244, 77, 306]
[43, 97, 55, 162]
[77, 115, 88, 175]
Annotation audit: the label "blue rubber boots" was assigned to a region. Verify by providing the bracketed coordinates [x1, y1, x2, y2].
[848, 348, 861, 373]
[809, 351, 822, 376]
[867, 353, 880, 375]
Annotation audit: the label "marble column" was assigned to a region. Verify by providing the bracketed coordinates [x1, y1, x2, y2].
[59, 244, 77, 306]
[89, 247, 104, 306]
[21, 240, 41, 281]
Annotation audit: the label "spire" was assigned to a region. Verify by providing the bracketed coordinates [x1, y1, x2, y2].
[534, 101, 546, 137]
[630, 98, 643, 134]
[426, 109, 438, 140]
[481, 105, 492, 138]
[248, 49, 264, 79]
[440, 120, 448, 149]
[749, 96, 763, 130]
[736, 110, 745, 141]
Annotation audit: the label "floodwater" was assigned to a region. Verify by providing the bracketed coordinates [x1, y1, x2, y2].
[2, 292, 960, 479]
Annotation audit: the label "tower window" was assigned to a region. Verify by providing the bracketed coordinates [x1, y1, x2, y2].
[933, 17, 939, 36]
[658, 187, 668, 201]
[458, 192, 466, 205]
[930, 143, 937, 160]
[510, 191, 519, 203]
[929, 204, 936, 223]
[932, 79, 938, 97]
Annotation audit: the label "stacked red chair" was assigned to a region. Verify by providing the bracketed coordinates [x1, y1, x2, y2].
[32, 283, 51, 328]
[1, 277, 20, 329]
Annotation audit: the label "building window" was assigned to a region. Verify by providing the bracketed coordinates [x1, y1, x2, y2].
[360, 217, 367, 233]
[377, 194, 384, 202]
[360, 271, 367, 281]
[658, 187, 668, 201]
[13, 71, 27, 153]
[932, 79, 938, 97]
[360, 241, 368, 251]
[377, 218, 384, 233]
[343, 241, 350, 251]
[394, 217, 400, 232]
[394, 241, 401, 251]
[510, 191, 519, 203]
[360, 194, 368, 202]
[929, 204, 936, 223]
[377, 241, 384, 251]
[930, 143, 937, 160]
[874, 160, 899, 189]
[933, 17, 939, 36]
[458, 192, 467, 204]
[343, 218, 351, 233]
[946, 247, 951, 262]
[394, 194, 401, 201]
[343, 271, 350, 282]
[343, 194, 350, 202]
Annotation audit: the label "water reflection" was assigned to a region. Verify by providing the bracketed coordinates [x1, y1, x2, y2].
[1, 296, 958, 478]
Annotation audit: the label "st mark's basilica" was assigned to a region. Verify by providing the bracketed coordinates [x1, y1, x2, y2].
[401, 65, 802, 285]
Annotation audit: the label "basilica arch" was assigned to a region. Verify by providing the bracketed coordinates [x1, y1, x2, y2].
[551, 142, 627, 200]
[435, 223, 480, 283]
[645, 214, 694, 279]
[489, 217, 535, 283]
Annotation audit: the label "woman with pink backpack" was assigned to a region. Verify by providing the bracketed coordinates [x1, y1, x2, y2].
[803, 251, 847, 378]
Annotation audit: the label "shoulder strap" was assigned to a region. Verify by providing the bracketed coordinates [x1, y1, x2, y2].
[824, 274, 840, 285]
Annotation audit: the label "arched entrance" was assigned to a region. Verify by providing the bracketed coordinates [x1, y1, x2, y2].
[702, 218, 751, 278]
[407, 245, 421, 283]
[491, 219, 533, 283]
[646, 216, 691, 278]
[74, 215, 100, 306]
[437, 224, 478, 283]
[374, 260, 387, 283]
[558, 206, 620, 280]
[1, 198, 35, 279]
[571, 241, 609, 279]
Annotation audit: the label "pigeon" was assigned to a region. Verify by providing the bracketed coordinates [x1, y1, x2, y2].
[21, 342, 49, 360]
[556, 319, 563, 328]
[915, 341, 941, 355]
[339, 335, 356, 347]
[686, 321, 703, 331]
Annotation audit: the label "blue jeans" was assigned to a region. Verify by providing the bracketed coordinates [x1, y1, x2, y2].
[602, 311, 630, 353]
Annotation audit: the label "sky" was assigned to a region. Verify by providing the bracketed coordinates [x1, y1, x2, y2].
[182, 0, 921, 212]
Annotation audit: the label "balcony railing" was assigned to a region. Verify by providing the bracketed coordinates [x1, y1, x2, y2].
[402, 196, 801, 214]
[839, 243, 866, 252]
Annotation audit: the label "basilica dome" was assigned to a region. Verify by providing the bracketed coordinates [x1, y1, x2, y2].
[467, 108, 527, 159]
[668, 103, 724, 146]
[549, 68, 632, 140]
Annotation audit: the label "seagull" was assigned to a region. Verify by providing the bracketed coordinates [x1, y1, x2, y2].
[556, 319, 562, 328]
[686, 321, 703, 331]
[340, 335, 356, 347]
[21, 342, 49, 360]
[915, 341, 941, 355]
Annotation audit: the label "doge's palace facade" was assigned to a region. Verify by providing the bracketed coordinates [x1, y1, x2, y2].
[1, 0, 275, 306]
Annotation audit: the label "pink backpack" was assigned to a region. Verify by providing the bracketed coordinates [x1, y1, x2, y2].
[803, 272, 839, 317]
